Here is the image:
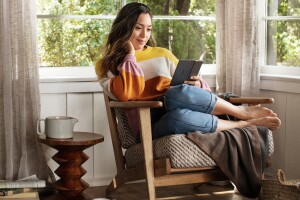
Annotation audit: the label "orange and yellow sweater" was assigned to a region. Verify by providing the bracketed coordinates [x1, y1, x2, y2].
[99, 46, 178, 101]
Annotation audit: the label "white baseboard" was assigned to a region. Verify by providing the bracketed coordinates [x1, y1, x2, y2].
[83, 177, 147, 187]
[83, 177, 113, 187]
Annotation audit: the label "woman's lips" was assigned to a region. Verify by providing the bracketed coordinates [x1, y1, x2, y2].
[137, 39, 145, 44]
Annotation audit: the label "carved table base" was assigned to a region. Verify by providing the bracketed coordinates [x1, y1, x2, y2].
[39, 132, 104, 198]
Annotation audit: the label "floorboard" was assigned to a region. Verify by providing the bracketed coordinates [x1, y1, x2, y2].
[40, 182, 259, 200]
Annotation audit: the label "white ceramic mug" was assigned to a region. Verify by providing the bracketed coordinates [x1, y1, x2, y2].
[37, 116, 78, 139]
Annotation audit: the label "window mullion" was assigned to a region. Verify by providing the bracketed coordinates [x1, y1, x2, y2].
[37, 15, 215, 21]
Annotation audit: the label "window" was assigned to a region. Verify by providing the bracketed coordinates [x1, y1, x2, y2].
[266, 0, 300, 67]
[260, 0, 300, 76]
[37, 0, 216, 69]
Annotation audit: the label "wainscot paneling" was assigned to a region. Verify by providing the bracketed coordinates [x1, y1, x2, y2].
[261, 90, 300, 180]
[260, 90, 287, 178]
[40, 93, 67, 180]
[285, 93, 300, 179]
[40, 90, 117, 186]
[67, 93, 94, 179]
[91, 93, 117, 186]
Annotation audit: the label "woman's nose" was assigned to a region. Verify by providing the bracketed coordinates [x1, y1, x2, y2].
[140, 29, 146, 37]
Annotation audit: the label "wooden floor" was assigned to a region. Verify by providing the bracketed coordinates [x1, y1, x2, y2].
[40, 182, 259, 200]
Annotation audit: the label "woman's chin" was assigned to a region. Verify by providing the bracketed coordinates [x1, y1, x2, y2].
[134, 44, 146, 51]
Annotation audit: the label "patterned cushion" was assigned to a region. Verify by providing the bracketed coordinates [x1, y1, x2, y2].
[125, 134, 215, 169]
[125, 131, 274, 169]
[114, 108, 138, 149]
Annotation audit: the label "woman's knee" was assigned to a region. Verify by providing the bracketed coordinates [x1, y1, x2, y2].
[152, 109, 218, 139]
[164, 84, 217, 113]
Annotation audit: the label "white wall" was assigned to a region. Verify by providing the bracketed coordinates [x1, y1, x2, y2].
[39, 76, 300, 186]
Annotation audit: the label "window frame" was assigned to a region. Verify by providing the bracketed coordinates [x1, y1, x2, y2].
[38, 6, 217, 82]
[258, 1, 300, 78]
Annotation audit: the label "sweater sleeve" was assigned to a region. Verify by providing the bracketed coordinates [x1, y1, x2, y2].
[200, 79, 212, 92]
[109, 54, 145, 101]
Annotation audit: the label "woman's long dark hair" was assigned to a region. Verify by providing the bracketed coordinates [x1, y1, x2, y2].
[95, 2, 156, 79]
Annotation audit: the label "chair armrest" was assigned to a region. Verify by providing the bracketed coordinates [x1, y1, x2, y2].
[109, 97, 273, 107]
[109, 100, 163, 108]
[227, 97, 274, 105]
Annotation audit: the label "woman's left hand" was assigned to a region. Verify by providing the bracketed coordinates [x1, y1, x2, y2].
[184, 75, 202, 88]
[127, 41, 135, 55]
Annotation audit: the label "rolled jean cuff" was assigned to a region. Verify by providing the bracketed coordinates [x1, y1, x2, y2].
[207, 93, 218, 114]
[211, 115, 218, 133]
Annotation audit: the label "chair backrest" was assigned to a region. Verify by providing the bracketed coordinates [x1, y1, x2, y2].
[114, 108, 139, 148]
[103, 92, 139, 148]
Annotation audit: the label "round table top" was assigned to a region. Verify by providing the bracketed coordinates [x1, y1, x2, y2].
[38, 132, 104, 146]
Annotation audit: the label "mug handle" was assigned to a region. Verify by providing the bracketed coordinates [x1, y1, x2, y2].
[37, 119, 45, 135]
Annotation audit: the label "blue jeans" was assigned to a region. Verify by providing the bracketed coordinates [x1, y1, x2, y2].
[151, 84, 218, 139]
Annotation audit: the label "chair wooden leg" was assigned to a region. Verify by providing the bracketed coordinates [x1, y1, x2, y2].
[105, 175, 124, 198]
[138, 108, 156, 200]
[105, 180, 115, 198]
[146, 179, 156, 200]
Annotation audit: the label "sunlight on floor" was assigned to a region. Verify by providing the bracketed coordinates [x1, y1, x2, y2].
[156, 189, 236, 200]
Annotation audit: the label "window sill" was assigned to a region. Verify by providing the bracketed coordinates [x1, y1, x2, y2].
[39, 67, 102, 93]
[39, 66, 97, 83]
[39, 65, 300, 94]
[39, 64, 217, 82]
[260, 65, 300, 93]
[38, 65, 217, 94]
[260, 74, 300, 94]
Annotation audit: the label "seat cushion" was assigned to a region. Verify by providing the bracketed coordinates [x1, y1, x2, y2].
[125, 134, 215, 169]
[125, 131, 274, 169]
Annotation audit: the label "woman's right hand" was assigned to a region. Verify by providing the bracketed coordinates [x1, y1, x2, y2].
[184, 75, 202, 88]
[128, 41, 135, 55]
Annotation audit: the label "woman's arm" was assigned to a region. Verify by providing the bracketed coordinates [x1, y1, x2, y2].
[99, 41, 144, 101]
[110, 54, 145, 101]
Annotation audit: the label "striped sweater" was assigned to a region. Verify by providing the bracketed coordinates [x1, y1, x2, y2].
[100, 46, 179, 101]
[100, 46, 211, 101]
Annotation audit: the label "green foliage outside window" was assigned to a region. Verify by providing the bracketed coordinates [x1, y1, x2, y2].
[37, 0, 215, 67]
[37, 0, 299, 67]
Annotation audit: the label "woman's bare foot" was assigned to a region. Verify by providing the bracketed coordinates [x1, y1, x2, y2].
[238, 106, 276, 120]
[247, 116, 281, 130]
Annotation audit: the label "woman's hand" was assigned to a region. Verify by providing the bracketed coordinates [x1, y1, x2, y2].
[128, 41, 135, 55]
[184, 75, 202, 88]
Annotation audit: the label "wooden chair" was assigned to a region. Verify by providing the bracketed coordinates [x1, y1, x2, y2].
[103, 92, 274, 200]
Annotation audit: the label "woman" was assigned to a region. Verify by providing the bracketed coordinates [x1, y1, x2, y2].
[95, 2, 281, 139]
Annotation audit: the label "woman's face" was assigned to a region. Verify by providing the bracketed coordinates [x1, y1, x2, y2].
[129, 13, 152, 52]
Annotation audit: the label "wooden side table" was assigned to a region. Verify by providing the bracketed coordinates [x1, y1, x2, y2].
[39, 132, 104, 199]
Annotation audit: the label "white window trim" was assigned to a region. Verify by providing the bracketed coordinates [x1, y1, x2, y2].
[258, 1, 300, 76]
[37, 14, 215, 21]
[38, 64, 217, 94]
[39, 64, 216, 82]
[256, 0, 300, 94]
